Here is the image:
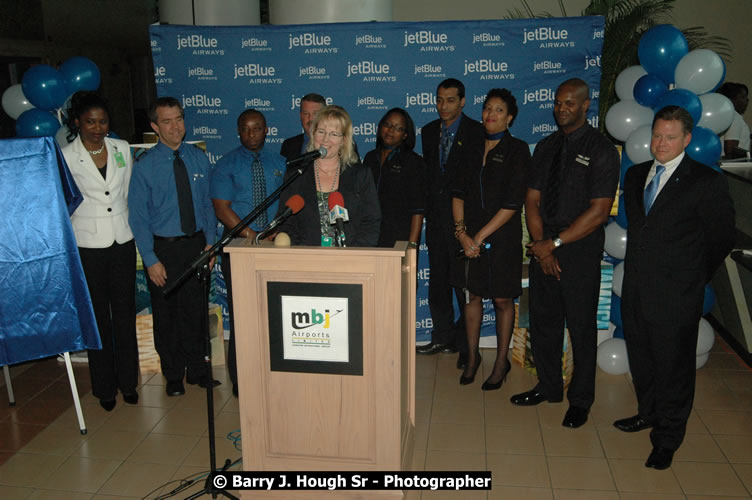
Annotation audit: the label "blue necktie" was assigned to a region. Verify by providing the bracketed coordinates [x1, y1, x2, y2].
[643, 164, 665, 214]
[439, 129, 452, 171]
[251, 152, 267, 226]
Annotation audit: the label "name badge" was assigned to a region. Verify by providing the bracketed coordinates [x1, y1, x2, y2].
[114, 151, 126, 168]
[575, 154, 590, 166]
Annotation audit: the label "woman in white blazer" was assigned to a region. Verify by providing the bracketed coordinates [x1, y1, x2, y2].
[62, 92, 139, 411]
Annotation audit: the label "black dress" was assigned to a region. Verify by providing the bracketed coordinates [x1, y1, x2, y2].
[363, 147, 427, 248]
[450, 132, 530, 298]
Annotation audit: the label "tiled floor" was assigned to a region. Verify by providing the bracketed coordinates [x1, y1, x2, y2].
[1, 334, 751, 499]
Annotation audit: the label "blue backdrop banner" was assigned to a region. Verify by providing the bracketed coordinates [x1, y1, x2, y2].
[150, 17, 607, 340]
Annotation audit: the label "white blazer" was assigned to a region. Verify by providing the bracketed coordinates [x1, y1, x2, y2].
[62, 136, 134, 248]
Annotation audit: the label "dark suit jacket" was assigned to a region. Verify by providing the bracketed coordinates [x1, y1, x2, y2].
[622, 155, 735, 325]
[280, 134, 305, 163]
[421, 113, 484, 233]
[276, 162, 381, 247]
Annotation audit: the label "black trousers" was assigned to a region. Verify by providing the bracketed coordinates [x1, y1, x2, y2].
[146, 232, 208, 382]
[623, 295, 699, 451]
[79, 240, 139, 400]
[425, 218, 467, 354]
[528, 230, 603, 408]
[222, 247, 238, 389]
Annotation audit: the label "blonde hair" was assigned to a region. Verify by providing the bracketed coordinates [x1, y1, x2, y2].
[307, 105, 359, 168]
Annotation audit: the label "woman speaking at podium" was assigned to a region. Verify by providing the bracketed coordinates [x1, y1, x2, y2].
[275, 105, 380, 247]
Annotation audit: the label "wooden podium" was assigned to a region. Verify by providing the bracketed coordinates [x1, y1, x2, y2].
[224, 241, 417, 499]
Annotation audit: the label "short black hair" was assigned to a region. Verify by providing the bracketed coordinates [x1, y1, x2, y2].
[556, 78, 590, 100]
[484, 88, 519, 127]
[301, 93, 326, 106]
[653, 105, 693, 135]
[437, 78, 465, 99]
[237, 108, 265, 128]
[64, 91, 110, 142]
[148, 96, 183, 123]
[376, 107, 417, 151]
[718, 82, 749, 101]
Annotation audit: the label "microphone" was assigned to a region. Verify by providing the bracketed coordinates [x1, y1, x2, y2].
[286, 146, 327, 167]
[255, 194, 304, 242]
[327, 191, 348, 247]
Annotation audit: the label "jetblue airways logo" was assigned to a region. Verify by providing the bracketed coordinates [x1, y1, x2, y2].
[352, 123, 377, 136]
[472, 33, 504, 46]
[234, 63, 281, 84]
[533, 60, 565, 74]
[463, 59, 514, 80]
[241, 38, 270, 51]
[346, 61, 396, 82]
[299, 65, 328, 79]
[523, 88, 555, 109]
[357, 97, 385, 109]
[290, 94, 334, 110]
[405, 92, 436, 109]
[414, 64, 444, 78]
[403, 30, 454, 52]
[188, 67, 216, 80]
[181, 94, 228, 115]
[523, 27, 573, 48]
[584, 55, 601, 70]
[177, 35, 224, 55]
[355, 34, 386, 48]
[154, 66, 172, 84]
[288, 33, 337, 53]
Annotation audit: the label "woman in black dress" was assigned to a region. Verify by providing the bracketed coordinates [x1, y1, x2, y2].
[452, 88, 530, 389]
[363, 108, 426, 248]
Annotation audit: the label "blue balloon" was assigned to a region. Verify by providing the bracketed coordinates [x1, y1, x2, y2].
[60, 57, 101, 93]
[610, 294, 623, 328]
[21, 65, 68, 111]
[653, 89, 702, 125]
[711, 59, 727, 93]
[613, 326, 625, 339]
[634, 74, 668, 108]
[702, 285, 716, 316]
[16, 109, 61, 137]
[638, 25, 689, 84]
[687, 126, 722, 169]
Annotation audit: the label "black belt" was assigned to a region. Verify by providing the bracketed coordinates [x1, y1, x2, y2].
[154, 231, 203, 242]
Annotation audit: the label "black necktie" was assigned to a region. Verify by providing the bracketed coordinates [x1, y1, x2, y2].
[251, 152, 267, 226]
[544, 138, 566, 220]
[173, 150, 196, 235]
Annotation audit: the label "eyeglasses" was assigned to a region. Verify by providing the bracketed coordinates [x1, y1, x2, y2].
[314, 129, 344, 139]
[382, 122, 406, 133]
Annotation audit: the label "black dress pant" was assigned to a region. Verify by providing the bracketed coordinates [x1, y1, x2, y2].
[528, 230, 603, 408]
[425, 216, 467, 354]
[623, 296, 700, 451]
[79, 240, 139, 400]
[222, 247, 238, 389]
[146, 232, 208, 382]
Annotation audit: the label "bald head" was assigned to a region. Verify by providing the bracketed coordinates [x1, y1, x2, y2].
[554, 78, 590, 134]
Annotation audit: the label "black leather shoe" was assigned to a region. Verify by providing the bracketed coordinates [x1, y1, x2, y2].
[645, 447, 674, 470]
[122, 391, 139, 405]
[456, 352, 467, 370]
[232, 384, 239, 398]
[166, 380, 185, 397]
[187, 376, 221, 388]
[562, 406, 589, 428]
[482, 359, 511, 391]
[510, 389, 547, 406]
[416, 342, 450, 355]
[99, 399, 116, 412]
[459, 353, 481, 385]
[614, 415, 652, 433]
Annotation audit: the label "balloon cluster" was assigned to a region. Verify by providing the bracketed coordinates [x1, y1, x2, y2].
[1, 57, 101, 138]
[598, 25, 723, 375]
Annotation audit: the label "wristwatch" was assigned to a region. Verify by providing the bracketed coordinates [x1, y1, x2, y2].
[552, 235, 563, 248]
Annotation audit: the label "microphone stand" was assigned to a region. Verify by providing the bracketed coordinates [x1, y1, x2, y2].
[162, 160, 314, 499]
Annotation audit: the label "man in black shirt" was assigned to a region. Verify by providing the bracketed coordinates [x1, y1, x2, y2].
[510, 79, 619, 429]
[280, 93, 326, 163]
[417, 78, 484, 368]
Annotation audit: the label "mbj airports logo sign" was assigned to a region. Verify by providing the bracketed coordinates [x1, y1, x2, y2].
[281, 296, 349, 363]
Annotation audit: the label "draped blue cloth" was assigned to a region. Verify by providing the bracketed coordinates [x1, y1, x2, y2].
[0, 137, 101, 365]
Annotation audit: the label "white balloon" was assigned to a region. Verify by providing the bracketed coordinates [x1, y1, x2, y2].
[597, 338, 630, 375]
[696, 318, 715, 355]
[1, 84, 35, 120]
[625, 125, 655, 164]
[604, 222, 627, 260]
[615, 65, 648, 102]
[696, 352, 710, 369]
[605, 99, 654, 142]
[697, 93, 735, 134]
[675, 49, 725, 95]
[612, 262, 625, 297]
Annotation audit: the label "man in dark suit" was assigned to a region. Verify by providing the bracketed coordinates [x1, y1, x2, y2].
[416, 78, 484, 368]
[280, 93, 326, 163]
[615, 105, 735, 470]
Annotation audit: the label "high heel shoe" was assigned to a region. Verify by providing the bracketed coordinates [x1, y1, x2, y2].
[482, 359, 511, 391]
[459, 353, 481, 385]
